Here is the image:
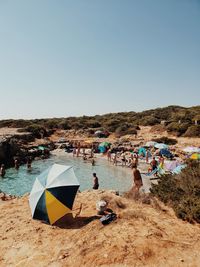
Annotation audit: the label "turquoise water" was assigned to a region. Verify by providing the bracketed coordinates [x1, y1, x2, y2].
[0, 154, 132, 196]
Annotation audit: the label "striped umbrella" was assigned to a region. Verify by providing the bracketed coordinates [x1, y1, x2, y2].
[29, 164, 80, 225]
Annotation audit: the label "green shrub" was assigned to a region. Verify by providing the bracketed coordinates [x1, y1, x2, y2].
[104, 119, 122, 132]
[58, 120, 71, 130]
[25, 124, 46, 138]
[166, 122, 190, 136]
[44, 119, 60, 129]
[184, 125, 200, 137]
[140, 116, 160, 126]
[151, 162, 200, 223]
[152, 136, 177, 145]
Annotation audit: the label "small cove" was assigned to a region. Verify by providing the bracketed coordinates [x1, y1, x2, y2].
[0, 152, 133, 196]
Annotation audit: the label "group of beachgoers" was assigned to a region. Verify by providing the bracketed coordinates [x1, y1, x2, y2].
[70, 144, 166, 194]
[106, 148, 165, 193]
[0, 156, 33, 178]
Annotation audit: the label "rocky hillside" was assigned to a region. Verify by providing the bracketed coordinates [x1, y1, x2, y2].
[1, 190, 200, 267]
[0, 105, 200, 138]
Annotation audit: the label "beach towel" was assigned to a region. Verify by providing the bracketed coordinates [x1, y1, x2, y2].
[145, 168, 158, 176]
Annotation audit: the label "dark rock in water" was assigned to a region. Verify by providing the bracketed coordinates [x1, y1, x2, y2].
[0, 138, 22, 167]
[0, 133, 35, 168]
[0, 191, 16, 201]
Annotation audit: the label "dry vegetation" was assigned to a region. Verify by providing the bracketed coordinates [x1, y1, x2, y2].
[151, 161, 200, 223]
[0, 105, 200, 138]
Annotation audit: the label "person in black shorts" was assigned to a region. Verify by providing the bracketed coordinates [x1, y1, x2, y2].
[93, 173, 99, 190]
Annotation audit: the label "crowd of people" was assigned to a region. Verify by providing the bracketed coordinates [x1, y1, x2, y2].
[71, 144, 167, 195]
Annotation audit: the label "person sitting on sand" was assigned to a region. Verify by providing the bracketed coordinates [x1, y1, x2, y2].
[93, 173, 99, 190]
[132, 164, 143, 193]
[0, 164, 6, 177]
[96, 200, 113, 215]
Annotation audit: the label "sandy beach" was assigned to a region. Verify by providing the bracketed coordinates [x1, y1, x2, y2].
[1, 190, 200, 267]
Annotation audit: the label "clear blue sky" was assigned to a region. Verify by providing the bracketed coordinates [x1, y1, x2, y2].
[0, 0, 200, 119]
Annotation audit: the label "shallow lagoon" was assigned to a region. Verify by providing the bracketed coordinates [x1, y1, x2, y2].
[0, 153, 132, 196]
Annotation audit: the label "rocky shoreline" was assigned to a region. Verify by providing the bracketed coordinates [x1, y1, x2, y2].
[0, 129, 55, 168]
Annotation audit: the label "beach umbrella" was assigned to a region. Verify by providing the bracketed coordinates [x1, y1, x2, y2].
[38, 146, 48, 151]
[190, 153, 200, 160]
[154, 143, 168, 149]
[94, 130, 104, 137]
[95, 130, 103, 135]
[183, 147, 200, 154]
[138, 147, 146, 156]
[159, 149, 173, 158]
[29, 164, 80, 225]
[145, 141, 157, 147]
[99, 142, 111, 147]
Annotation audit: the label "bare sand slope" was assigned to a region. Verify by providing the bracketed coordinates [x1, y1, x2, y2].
[1, 191, 200, 267]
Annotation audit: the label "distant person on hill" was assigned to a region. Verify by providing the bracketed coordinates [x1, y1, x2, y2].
[93, 173, 99, 190]
[132, 164, 143, 193]
[0, 164, 6, 177]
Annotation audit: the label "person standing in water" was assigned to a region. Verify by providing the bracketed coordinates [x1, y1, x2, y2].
[14, 157, 20, 170]
[27, 157, 32, 170]
[93, 173, 99, 190]
[132, 164, 143, 194]
[73, 147, 76, 157]
[0, 164, 6, 177]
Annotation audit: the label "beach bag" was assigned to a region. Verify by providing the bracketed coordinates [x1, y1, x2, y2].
[100, 213, 117, 225]
[96, 200, 108, 212]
